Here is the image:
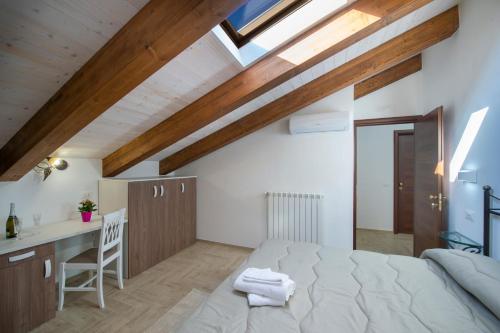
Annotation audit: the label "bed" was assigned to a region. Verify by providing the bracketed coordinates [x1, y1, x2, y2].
[177, 240, 500, 332]
[178, 186, 500, 332]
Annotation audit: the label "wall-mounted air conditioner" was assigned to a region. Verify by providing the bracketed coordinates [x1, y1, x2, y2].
[289, 112, 349, 135]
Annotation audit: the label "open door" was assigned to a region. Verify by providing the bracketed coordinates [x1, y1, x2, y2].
[414, 107, 446, 257]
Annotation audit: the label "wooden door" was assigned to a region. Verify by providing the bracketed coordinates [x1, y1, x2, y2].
[30, 252, 55, 329]
[394, 130, 415, 234]
[179, 178, 196, 248]
[0, 260, 32, 332]
[0, 243, 55, 333]
[160, 179, 175, 259]
[414, 107, 446, 257]
[128, 181, 156, 277]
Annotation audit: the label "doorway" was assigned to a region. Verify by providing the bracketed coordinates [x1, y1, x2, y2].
[354, 116, 419, 256]
[353, 110, 446, 257]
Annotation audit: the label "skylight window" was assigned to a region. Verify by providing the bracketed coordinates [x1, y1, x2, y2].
[222, 0, 310, 48]
[214, 0, 352, 67]
[449, 107, 489, 182]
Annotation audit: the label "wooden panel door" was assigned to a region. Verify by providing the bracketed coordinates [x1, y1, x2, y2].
[128, 181, 156, 277]
[179, 178, 197, 248]
[30, 252, 55, 329]
[394, 130, 415, 234]
[159, 179, 175, 260]
[150, 181, 165, 267]
[0, 260, 32, 332]
[414, 107, 445, 257]
[0, 243, 55, 333]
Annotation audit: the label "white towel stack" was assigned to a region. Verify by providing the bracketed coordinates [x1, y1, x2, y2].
[233, 268, 296, 306]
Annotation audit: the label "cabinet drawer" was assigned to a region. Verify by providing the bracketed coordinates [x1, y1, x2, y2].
[0, 243, 55, 269]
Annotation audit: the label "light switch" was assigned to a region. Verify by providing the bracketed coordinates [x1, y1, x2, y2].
[465, 209, 475, 223]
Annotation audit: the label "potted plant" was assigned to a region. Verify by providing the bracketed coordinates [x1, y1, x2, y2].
[78, 199, 97, 223]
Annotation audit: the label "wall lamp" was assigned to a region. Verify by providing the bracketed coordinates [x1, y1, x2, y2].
[34, 157, 69, 181]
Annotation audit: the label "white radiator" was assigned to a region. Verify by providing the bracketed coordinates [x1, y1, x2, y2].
[266, 192, 323, 244]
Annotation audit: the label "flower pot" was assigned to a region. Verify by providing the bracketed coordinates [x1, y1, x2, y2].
[81, 211, 92, 223]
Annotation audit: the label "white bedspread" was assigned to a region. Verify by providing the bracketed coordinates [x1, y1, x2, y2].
[177, 240, 500, 332]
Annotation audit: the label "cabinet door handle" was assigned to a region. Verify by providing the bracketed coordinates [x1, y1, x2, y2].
[9, 250, 35, 263]
[181, 183, 185, 193]
[44, 259, 51, 278]
[160, 185, 164, 197]
[153, 185, 158, 198]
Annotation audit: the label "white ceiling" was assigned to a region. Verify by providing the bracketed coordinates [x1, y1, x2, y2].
[0, 0, 457, 166]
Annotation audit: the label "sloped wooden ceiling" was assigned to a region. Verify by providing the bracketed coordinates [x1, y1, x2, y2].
[0, 0, 245, 181]
[0, 0, 148, 148]
[0, 0, 459, 179]
[159, 7, 459, 174]
[102, 0, 436, 177]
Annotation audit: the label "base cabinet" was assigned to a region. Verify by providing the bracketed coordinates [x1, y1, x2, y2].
[128, 178, 196, 277]
[99, 177, 196, 278]
[0, 243, 55, 333]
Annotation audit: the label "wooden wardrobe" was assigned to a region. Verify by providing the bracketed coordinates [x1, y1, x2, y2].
[99, 177, 196, 277]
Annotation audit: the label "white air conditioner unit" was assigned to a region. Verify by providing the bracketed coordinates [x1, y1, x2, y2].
[289, 112, 349, 135]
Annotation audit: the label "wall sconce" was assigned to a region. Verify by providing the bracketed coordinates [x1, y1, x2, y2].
[457, 169, 477, 183]
[34, 157, 69, 181]
[434, 160, 444, 177]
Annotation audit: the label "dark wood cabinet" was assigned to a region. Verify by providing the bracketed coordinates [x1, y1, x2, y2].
[127, 177, 196, 277]
[0, 243, 55, 333]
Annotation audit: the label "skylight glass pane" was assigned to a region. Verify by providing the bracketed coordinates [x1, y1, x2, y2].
[228, 0, 281, 32]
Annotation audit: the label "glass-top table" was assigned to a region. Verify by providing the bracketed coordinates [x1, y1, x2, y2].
[439, 231, 483, 253]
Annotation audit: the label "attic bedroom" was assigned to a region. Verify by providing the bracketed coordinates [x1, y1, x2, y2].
[0, 0, 499, 332]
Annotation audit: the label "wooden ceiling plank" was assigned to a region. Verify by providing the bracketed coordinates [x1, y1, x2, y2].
[159, 6, 459, 175]
[0, 0, 245, 181]
[354, 54, 422, 99]
[103, 0, 434, 177]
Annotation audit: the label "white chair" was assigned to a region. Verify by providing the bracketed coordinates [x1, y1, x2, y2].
[58, 208, 126, 310]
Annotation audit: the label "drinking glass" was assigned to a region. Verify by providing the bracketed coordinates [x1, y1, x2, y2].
[15, 218, 23, 239]
[33, 213, 42, 227]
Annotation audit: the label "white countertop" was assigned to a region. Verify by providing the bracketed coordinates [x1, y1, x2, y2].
[0, 216, 128, 256]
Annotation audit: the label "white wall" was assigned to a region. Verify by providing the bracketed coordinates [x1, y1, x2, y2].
[421, 0, 500, 258]
[356, 124, 414, 231]
[115, 160, 159, 178]
[177, 87, 354, 249]
[0, 158, 101, 277]
[0, 158, 158, 278]
[354, 72, 424, 120]
[0, 158, 101, 229]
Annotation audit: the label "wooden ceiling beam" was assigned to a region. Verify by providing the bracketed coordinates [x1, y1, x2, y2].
[0, 0, 245, 181]
[159, 7, 459, 175]
[103, 0, 434, 177]
[354, 54, 422, 99]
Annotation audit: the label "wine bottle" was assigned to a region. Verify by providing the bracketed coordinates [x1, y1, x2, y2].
[6, 203, 18, 239]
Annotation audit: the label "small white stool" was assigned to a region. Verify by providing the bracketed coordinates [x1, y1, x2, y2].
[58, 208, 126, 310]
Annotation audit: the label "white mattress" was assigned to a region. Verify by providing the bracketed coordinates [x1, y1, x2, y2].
[177, 240, 500, 332]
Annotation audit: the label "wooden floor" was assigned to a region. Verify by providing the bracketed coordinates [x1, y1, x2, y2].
[32, 241, 251, 333]
[356, 228, 413, 256]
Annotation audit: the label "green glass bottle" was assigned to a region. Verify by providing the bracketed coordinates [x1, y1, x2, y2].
[6, 203, 18, 239]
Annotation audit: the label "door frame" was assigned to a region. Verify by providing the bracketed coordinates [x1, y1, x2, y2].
[393, 129, 415, 234]
[353, 115, 422, 249]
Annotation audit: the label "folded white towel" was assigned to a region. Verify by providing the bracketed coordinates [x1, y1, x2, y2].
[247, 293, 285, 307]
[242, 268, 289, 285]
[233, 268, 296, 302]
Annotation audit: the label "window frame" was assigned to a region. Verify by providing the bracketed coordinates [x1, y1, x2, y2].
[221, 0, 310, 48]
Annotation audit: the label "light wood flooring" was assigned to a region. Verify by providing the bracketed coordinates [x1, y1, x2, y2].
[356, 228, 413, 256]
[32, 241, 251, 333]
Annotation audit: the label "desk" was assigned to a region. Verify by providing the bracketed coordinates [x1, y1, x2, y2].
[0, 216, 128, 255]
[0, 216, 128, 332]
